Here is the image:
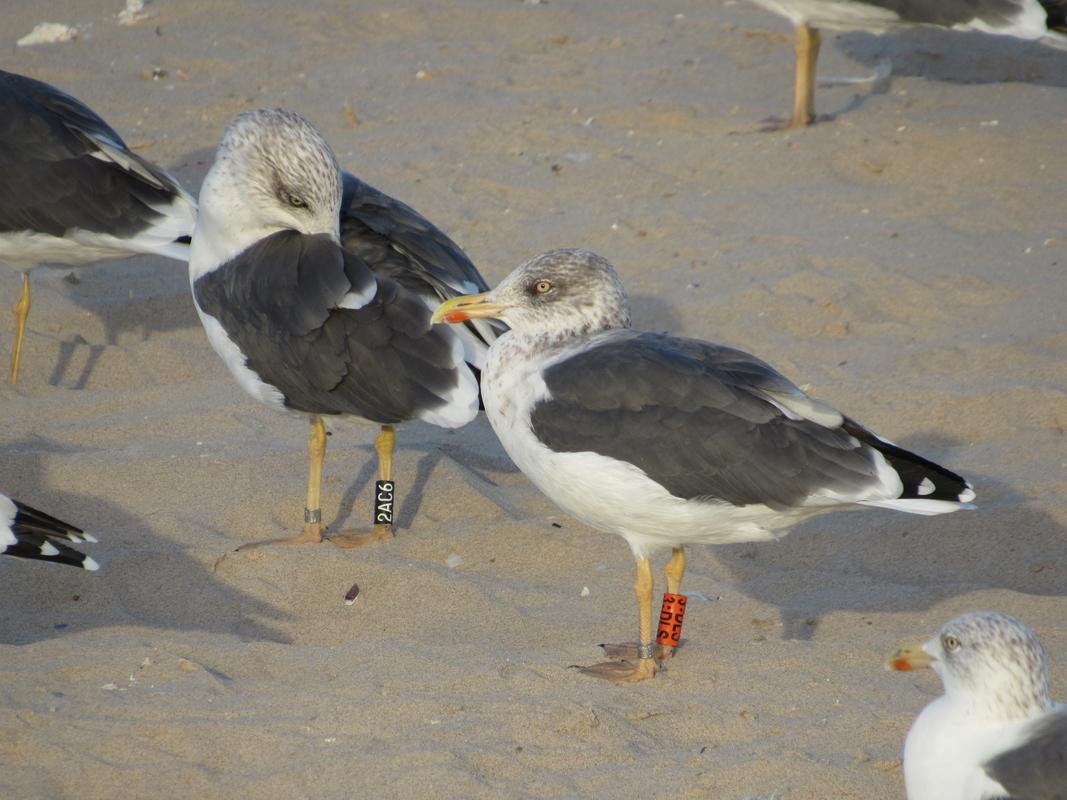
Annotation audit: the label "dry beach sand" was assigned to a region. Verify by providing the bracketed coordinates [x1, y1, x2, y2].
[2, 1, 1066, 797]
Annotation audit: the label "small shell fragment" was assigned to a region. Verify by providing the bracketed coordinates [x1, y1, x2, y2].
[17, 22, 80, 47]
[344, 583, 360, 605]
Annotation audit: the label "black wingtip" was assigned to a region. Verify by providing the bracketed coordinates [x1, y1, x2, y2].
[842, 419, 974, 504]
[5, 500, 100, 570]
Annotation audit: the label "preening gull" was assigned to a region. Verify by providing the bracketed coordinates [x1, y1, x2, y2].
[0, 68, 197, 384]
[1, 493, 99, 570]
[433, 248, 974, 682]
[890, 611, 1067, 800]
[190, 108, 497, 548]
[746, 0, 1067, 128]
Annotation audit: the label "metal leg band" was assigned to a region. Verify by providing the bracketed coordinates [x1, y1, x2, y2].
[637, 643, 656, 660]
[304, 508, 322, 524]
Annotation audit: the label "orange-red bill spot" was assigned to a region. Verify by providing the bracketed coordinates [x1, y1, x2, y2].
[442, 310, 470, 324]
[890, 657, 914, 672]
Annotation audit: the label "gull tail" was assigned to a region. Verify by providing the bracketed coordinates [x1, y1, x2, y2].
[844, 420, 976, 515]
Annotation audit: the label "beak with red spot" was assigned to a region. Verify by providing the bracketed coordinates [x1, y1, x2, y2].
[887, 642, 937, 672]
[431, 292, 510, 325]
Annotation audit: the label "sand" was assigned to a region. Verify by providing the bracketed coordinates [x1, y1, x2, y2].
[2, 1, 1066, 798]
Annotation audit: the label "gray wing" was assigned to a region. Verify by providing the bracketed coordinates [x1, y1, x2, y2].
[866, 0, 1067, 30]
[983, 710, 1067, 800]
[530, 332, 968, 509]
[340, 171, 487, 297]
[0, 69, 192, 242]
[193, 230, 471, 423]
[838, 0, 1035, 28]
[339, 171, 504, 356]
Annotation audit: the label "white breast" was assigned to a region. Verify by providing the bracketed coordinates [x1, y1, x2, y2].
[192, 301, 287, 410]
[903, 697, 1019, 800]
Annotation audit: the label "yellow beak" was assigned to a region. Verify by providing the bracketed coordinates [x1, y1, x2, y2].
[887, 642, 936, 672]
[431, 292, 509, 325]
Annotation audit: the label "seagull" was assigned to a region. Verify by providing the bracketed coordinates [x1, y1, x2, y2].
[432, 248, 975, 682]
[1, 493, 99, 570]
[746, 0, 1067, 128]
[0, 68, 197, 384]
[190, 108, 496, 548]
[890, 611, 1067, 800]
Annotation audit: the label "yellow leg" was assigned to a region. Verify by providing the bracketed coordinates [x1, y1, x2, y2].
[9, 273, 30, 385]
[375, 424, 395, 482]
[790, 23, 821, 128]
[329, 423, 397, 549]
[237, 416, 327, 549]
[300, 416, 328, 541]
[666, 546, 686, 595]
[577, 557, 659, 682]
[635, 557, 656, 666]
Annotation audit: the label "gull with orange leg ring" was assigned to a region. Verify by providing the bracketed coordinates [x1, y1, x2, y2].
[433, 249, 974, 682]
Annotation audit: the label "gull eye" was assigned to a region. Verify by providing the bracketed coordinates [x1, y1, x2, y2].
[285, 192, 307, 209]
[943, 634, 960, 652]
[533, 279, 553, 295]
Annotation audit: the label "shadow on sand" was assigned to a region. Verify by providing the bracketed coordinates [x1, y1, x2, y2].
[708, 432, 1067, 640]
[0, 437, 291, 645]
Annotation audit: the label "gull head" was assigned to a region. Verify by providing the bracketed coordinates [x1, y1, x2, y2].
[193, 108, 342, 269]
[890, 611, 1052, 722]
[432, 248, 630, 340]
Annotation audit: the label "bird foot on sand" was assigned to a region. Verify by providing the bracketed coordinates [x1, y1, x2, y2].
[753, 114, 819, 133]
[574, 657, 658, 683]
[599, 642, 677, 660]
[236, 523, 325, 550]
[327, 523, 394, 549]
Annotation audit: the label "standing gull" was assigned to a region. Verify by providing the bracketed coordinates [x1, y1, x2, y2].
[190, 108, 493, 547]
[746, 0, 1067, 128]
[890, 611, 1067, 800]
[433, 249, 974, 682]
[1, 493, 99, 570]
[0, 68, 197, 383]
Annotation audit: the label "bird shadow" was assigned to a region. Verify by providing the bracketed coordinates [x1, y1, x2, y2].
[43, 257, 200, 389]
[0, 436, 291, 645]
[835, 27, 1067, 88]
[329, 418, 524, 534]
[704, 432, 1067, 640]
[38, 149, 213, 390]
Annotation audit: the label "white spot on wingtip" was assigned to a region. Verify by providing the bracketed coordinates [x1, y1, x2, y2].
[40, 541, 60, 556]
[83, 556, 100, 571]
[917, 477, 935, 496]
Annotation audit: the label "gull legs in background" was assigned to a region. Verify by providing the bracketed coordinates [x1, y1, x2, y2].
[9, 273, 30, 385]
